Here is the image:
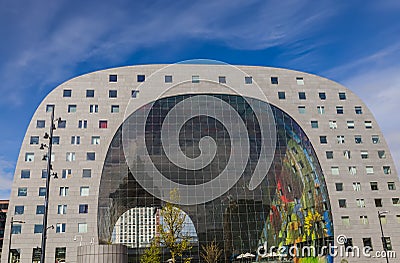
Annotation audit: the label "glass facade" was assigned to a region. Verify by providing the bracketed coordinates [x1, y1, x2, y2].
[98, 94, 333, 262]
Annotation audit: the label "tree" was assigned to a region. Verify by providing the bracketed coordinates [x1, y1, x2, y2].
[201, 240, 222, 263]
[158, 189, 192, 263]
[141, 238, 161, 263]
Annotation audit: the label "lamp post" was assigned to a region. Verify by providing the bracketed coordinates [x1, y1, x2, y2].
[8, 217, 25, 263]
[378, 210, 390, 263]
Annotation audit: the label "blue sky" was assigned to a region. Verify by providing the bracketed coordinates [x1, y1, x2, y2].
[0, 0, 400, 199]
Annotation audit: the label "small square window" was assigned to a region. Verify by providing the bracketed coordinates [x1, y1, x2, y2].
[349, 166, 357, 175]
[378, 150, 386, 159]
[339, 92, 346, 100]
[12, 224, 22, 234]
[109, 74, 117, 82]
[355, 135, 362, 144]
[86, 152, 96, 161]
[326, 151, 333, 159]
[370, 182, 378, 191]
[63, 90, 72, 97]
[383, 166, 391, 175]
[37, 120, 45, 128]
[78, 120, 87, 129]
[111, 105, 119, 113]
[21, 170, 30, 179]
[71, 136, 80, 145]
[58, 120, 66, 128]
[320, 136, 327, 144]
[25, 153, 34, 162]
[68, 105, 77, 113]
[99, 120, 108, 129]
[109, 90, 117, 98]
[78, 223, 88, 233]
[355, 106, 363, 114]
[341, 216, 350, 225]
[30, 136, 39, 145]
[56, 223, 66, 233]
[59, 187, 69, 196]
[336, 106, 344, 114]
[46, 104, 55, 112]
[331, 167, 339, 175]
[245, 76, 252, 84]
[319, 92, 326, 100]
[335, 183, 343, 191]
[360, 215, 369, 224]
[298, 92, 306, 100]
[36, 205, 45, 214]
[218, 76, 226, 84]
[278, 91, 285, 100]
[79, 204, 89, 214]
[80, 186, 89, 196]
[365, 121, 372, 129]
[363, 238, 372, 250]
[296, 77, 304, 85]
[311, 120, 318, 128]
[165, 75, 173, 83]
[339, 199, 347, 208]
[66, 152, 75, 162]
[388, 182, 396, 190]
[86, 90, 94, 98]
[353, 182, 361, 191]
[298, 106, 306, 114]
[372, 135, 380, 144]
[58, 205, 67, 215]
[137, 74, 145, 82]
[42, 169, 48, 178]
[329, 120, 337, 129]
[132, 90, 139, 98]
[82, 169, 92, 178]
[374, 199, 382, 207]
[392, 198, 400, 206]
[52, 136, 60, 145]
[39, 187, 46, 196]
[347, 121, 354, 129]
[317, 106, 325, 114]
[89, 104, 98, 113]
[271, 77, 278, 84]
[91, 136, 100, 145]
[15, 206, 24, 215]
[361, 151, 368, 159]
[62, 169, 72, 179]
[366, 166, 374, 174]
[343, 150, 351, 159]
[192, 75, 200, 83]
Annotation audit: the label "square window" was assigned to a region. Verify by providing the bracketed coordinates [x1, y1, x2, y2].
[366, 166, 374, 174]
[383, 166, 391, 175]
[370, 182, 378, 191]
[78, 120, 87, 129]
[347, 121, 355, 129]
[58, 120, 66, 128]
[298, 92, 306, 100]
[165, 75, 173, 83]
[46, 104, 55, 112]
[329, 120, 337, 129]
[388, 182, 396, 190]
[80, 187, 89, 196]
[99, 120, 108, 129]
[363, 238, 372, 250]
[298, 106, 306, 114]
[341, 216, 350, 225]
[25, 153, 34, 162]
[339, 92, 346, 100]
[78, 223, 88, 233]
[218, 76, 226, 84]
[62, 169, 72, 179]
[331, 167, 339, 175]
[378, 150, 386, 159]
[21, 170, 30, 179]
[15, 206, 24, 215]
[355, 106, 363, 114]
[392, 198, 400, 206]
[111, 105, 119, 113]
[349, 166, 357, 175]
[356, 198, 365, 207]
[42, 169, 48, 179]
[58, 205, 67, 215]
[109, 90, 117, 98]
[335, 183, 343, 191]
[372, 135, 380, 144]
[245, 76, 252, 84]
[326, 151, 333, 159]
[131, 90, 139, 98]
[82, 169, 92, 178]
[86, 152, 96, 161]
[271, 77, 278, 84]
[79, 204, 89, 214]
[56, 223, 66, 233]
[12, 224, 22, 234]
[365, 121, 372, 129]
[343, 150, 351, 159]
[55, 247, 66, 261]
[59, 187, 69, 196]
[353, 182, 361, 191]
[71, 136, 80, 145]
[36, 205, 45, 214]
[52, 136, 60, 145]
[89, 104, 98, 113]
[317, 106, 325, 114]
[319, 92, 326, 100]
[192, 75, 200, 83]
[374, 199, 382, 207]
[336, 106, 344, 114]
[37, 120, 45, 128]
[66, 152, 75, 162]
[361, 151, 368, 159]
[91, 136, 100, 145]
[296, 77, 304, 85]
[355, 135, 362, 144]
[311, 120, 318, 128]
[278, 91, 285, 99]
[34, 224, 43, 234]
[360, 216, 369, 224]
[137, 74, 145, 82]
[109, 74, 117, 82]
[39, 187, 46, 196]
[68, 105, 76, 113]
[86, 90, 94, 98]
[339, 199, 347, 208]
[320, 136, 327, 144]
[63, 90, 71, 97]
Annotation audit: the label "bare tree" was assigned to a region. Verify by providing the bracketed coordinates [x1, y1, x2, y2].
[201, 240, 222, 263]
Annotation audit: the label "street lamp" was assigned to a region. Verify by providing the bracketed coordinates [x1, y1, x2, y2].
[8, 217, 25, 263]
[378, 210, 390, 263]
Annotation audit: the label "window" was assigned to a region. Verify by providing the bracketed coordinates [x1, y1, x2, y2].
[353, 182, 361, 191]
[79, 204, 88, 214]
[39, 187, 46, 196]
[388, 182, 396, 190]
[392, 198, 400, 206]
[372, 135, 380, 144]
[62, 169, 72, 179]
[366, 166, 374, 174]
[25, 153, 34, 162]
[355, 135, 362, 144]
[278, 91, 285, 100]
[337, 135, 345, 144]
[319, 92, 326, 100]
[165, 75, 173, 83]
[383, 166, 391, 175]
[192, 75, 200, 83]
[15, 206, 24, 215]
[46, 104, 55, 112]
[271, 77, 278, 84]
[89, 104, 98, 113]
[55, 247, 66, 262]
[343, 150, 351, 159]
[218, 76, 226, 84]
[326, 151, 333, 159]
[111, 105, 119, 113]
[70, 136, 80, 145]
[99, 120, 108, 129]
[335, 183, 343, 191]
[336, 106, 344, 114]
[349, 166, 357, 175]
[58, 205, 67, 215]
[37, 120, 45, 128]
[311, 120, 318, 128]
[341, 216, 350, 226]
[296, 77, 304, 85]
[317, 106, 325, 114]
[56, 223, 66, 233]
[52, 136, 60, 145]
[397, 215, 400, 223]
[109, 74, 117, 82]
[86, 89, 94, 97]
[30, 136, 39, 144]
[329, 120, 337, 129]
[374, 199, 382, 207]
[91, 136, 100, 145]
[42, 170, 48, 180]
[331, 167, 339, 175]
[36, 205, 45, 214]
[360, 215, 369, 224]
[137, 74, 145, 82]
[355, 106, 363, 114]
[12, 224, 22, 234]
[363, 238, 372, 250]
[338, 92, 346, 100]
[68, 105, 77, 113]
[320, 136, 327, 144]
[80, 187, 89, 196]
[298, 106, 306, 114]
[356, 198, 365, 208]
[383, 237, 392, 251]
[78, 120, 87, 129]
[347, 121, 354, 129]
[57, 120, 66, 128]
[244, 76, 252, 84]
[361, 151, 368, 159]
[63, 89, 71, 97]
[86, 152, 95, 161]
[339, 199, 347, 208]
[34, 224, 43, 234]
[78, 223, 88, 233]
[132, 90, 139, 98]
[59, 187, 69, 196]
[370, 182, 378, 191]
[82, 169, 92, 178]
[109, 90, 117, 98]
[298, 92, 306, 100]
[376, 150, 386, 159]
[364, 121, 372, 129]
[21, 170, 30, 179]
[66, 152, 75, 162]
